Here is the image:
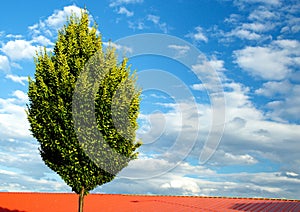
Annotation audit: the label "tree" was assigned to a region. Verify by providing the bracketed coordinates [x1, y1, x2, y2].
[27, 10, 141, 212]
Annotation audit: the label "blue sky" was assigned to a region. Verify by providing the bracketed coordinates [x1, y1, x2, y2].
[0, 0, 300, 199]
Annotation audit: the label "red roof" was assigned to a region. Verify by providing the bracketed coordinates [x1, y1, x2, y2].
[0, 192, 299, 212]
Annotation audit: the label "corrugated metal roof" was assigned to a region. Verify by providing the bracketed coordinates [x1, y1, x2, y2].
[0, 192, 299, 212]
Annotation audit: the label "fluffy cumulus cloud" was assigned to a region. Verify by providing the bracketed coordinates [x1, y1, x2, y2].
[0, 55, 10, 72]
[254, 79, 300, 122]
[255, 80, 292, 97]
[28, 5, 86, 39]
[1, 40, 38, 61]
[242, 22, 274, 32]
[248, 8, 278, 21]
[161, 178, 200, 194]
[234, 39, 300, 80]
[46, 5, 82, 30]
[31, 35, 54, 46]
[189, 78, 300, 173]
[0, 90, 30, 139]
[226, 28, 262, 40]
[186, 26, 208, 43]
[265, 85, 300, 122]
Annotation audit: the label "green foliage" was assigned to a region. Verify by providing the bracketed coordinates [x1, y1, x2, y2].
[27, 11, 141, 196]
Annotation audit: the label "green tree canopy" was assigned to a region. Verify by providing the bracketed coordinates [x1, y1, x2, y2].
[27, 10, 141, 212]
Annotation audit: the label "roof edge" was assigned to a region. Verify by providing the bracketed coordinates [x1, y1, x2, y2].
[0, 192, 299, 202]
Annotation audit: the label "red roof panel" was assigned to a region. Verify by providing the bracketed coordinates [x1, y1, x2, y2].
[0, 192, 299, 212]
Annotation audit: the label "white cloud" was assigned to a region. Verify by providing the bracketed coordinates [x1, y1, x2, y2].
[27, 5, 88, 40]
[118, 157, 216, 181]
[147, 15, 169, 33]
[286, 172, 299, 177]
[265, 84, 300, 122]
[234, 0, 281, 8]
[0, 159, 69, 192]
[1, 40, 38, 61]
[98, 156, 300, 198]
[5, 34, 22, 39]
[147, 15, 160, 25]
[227, 117, 247, 130]
[0, 92, 30, 139]
[168, 45, 190, 58]
[255, 80, 292, 97]
[191, 84, 203, 91]
[0, 92, 68, 193]
[127, 14, 169, 32]
[46, 5, 82, 30]
[161, 178, 200, 194]
[242, 22, 274, 32]
[186, 26, 208, 43]
[5, 74, 28, 86]
[32, 35, 54, 46]
[273, 39, 300, 50]
[224, 14, 241, 24]
[28, 23, 42, 36]
[256, 0, 281, 4]
[109, 0, 143, 7]
[208, 56, 225, 72]
[207, 148, 258, 166]
[139, 80, 286, 169]
[226, 28, 262, 40]
[234, 40, 300, 80]
[248, 8, 277, 21]
[287, 17, 300, 33]
[12, 90, 29, 103]
[117, 6, 134, 17]
[190, 80, 300, 169]
[220, 6, 280, 43]
[128, 15, 169, 32]
[0, 55, 10, 72]
[137, 101, 202, 154]
[221, 15, 277, 41]
[224, 153, 258, 165]
[190, 56, 225, 94]
[128, 20, 146, 30]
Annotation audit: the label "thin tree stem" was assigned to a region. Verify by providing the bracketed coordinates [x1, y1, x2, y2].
[78, 187, 85, 212]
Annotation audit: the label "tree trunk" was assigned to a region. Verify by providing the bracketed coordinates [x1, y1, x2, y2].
[78, 187, 85, 212]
